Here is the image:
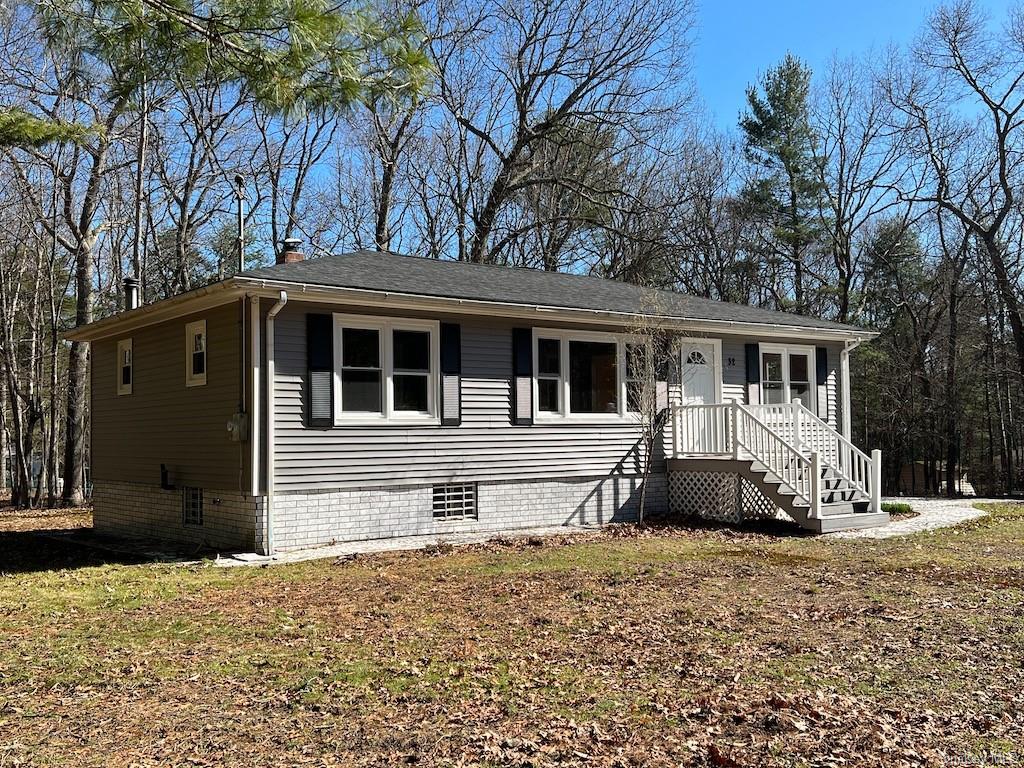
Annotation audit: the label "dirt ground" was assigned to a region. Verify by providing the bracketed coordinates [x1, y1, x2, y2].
[0, 504, 1021, 767]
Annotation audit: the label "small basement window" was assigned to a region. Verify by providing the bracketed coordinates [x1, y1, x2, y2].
[432, 483, 477, 520]
[185, 319, 207, 387]
[117, 338, 133, 396]
[182, 486, 203, 526]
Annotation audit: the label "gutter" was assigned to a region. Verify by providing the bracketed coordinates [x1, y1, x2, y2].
[263, 290, 288, 556]
[232, 277, 880, 343]
[64, 273, 879, 344]
[63, 279, 241, 342]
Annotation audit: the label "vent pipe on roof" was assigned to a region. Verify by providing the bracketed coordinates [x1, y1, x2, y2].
[123, 276, 140, 311]
[234, 174, 246, 273]
[277, 237, 304, 265]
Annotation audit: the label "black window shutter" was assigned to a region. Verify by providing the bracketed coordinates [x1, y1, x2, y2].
[440, 323, 462, 426]
[307, 314, 333, 428]
[744, 342, 760, 405]
[815, 346, 828, 383]
[511, 328, 533, 425]
[815, 346, 829, 419]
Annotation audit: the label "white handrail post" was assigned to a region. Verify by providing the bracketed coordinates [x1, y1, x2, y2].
[871, 449, 882, 514]
[671, 406, 680, 458]
[791, 399, 802, 453]
[810, 451, 821, 519]
[731, 401, 739, 459]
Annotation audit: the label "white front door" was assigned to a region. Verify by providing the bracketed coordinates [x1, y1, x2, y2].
[680, 341, 718, 405]
[679, 341, 721, 453]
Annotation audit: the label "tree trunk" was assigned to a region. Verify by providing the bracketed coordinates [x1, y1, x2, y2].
[61, 238, 93, 506]
[984, 237, 1024, 389]
[944, 277, 959, 498]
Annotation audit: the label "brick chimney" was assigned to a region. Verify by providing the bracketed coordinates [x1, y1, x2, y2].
[277, 237, 304, 265]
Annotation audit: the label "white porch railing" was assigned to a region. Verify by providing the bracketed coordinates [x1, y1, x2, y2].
[669, 400, 882, 516]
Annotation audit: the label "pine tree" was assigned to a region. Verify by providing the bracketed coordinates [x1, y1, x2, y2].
[739, 53, 824, 314]
[0, 107, 89, 147]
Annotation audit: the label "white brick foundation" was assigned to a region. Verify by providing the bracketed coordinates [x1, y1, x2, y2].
[93, 474, 668, 554]
[92, 480, 261, 551]
[269, 473, 668, 551]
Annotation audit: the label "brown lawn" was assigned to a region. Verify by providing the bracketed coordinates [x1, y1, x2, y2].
[0, 504, 1021, 767]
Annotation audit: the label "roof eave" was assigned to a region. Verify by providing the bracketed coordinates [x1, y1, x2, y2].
[235, 276, 878, 341]
[63, 279, 246, 342]
[62, 275, 877, 344]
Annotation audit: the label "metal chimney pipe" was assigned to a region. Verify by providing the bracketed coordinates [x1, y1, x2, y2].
[234, 174, 245, 273]
[123, 276, 140, 311]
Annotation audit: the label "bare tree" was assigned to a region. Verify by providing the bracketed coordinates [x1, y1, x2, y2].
[814, 56, 909, 322]
[886, 0, 1024, 381]
[428, 0, 693, 264]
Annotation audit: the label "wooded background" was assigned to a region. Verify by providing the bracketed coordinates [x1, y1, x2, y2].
[1, 0, 1022, 506]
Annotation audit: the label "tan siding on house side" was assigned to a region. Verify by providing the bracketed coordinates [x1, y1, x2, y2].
[91, 301, 243, 490]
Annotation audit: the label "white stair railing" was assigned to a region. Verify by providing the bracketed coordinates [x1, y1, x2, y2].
[745, 400, 882, 514]
[669, 402, 821, 518]
[732, 403, 819, 517]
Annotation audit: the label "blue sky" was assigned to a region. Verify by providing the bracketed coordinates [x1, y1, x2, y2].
[693, 0, 1014, 130]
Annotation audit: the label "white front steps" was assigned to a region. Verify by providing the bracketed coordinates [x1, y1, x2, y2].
[667, 457, 889, 534]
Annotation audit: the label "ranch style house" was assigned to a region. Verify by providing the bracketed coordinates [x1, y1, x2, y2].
[66, 246, 885, 554]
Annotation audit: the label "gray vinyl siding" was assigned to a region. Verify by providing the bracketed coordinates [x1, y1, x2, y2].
[268, 302, 849, 492]
[715, 335, 842, 430]
[272, 305, 656, 493]
[91, 301, 243, 489]
[721, 339, 746, 403]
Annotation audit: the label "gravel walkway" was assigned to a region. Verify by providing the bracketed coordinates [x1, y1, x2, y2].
[825, 497, 995, 540]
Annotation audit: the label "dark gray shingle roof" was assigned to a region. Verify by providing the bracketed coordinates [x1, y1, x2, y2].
[239, 250, 865, 334]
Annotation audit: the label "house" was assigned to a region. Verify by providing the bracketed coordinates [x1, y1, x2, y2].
[66, 245, 885, 554]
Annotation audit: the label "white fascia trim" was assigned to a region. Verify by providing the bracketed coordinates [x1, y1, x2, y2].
[235, 277, 878, 343]
[64, 281, 243, 342]
[67, 274, 879, 344]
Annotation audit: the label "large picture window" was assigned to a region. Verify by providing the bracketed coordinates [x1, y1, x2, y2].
[569, 340, 618, 414]
[760, 344, 815, 408]
[334, 315, 438, 424]
[533, 329, 643, 421]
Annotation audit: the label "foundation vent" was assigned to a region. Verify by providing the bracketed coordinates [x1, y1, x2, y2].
[432, 483, 477, 520]
[182, 486, 204, 526]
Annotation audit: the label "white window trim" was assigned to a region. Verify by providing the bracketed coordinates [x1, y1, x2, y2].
[117, 338, 133, 396]
[623, 338, 654, 415]
[676, 337, 724, 404]
[185, 319, 207, 388]
[531, 328, 644, 424]
[759, 342, 816, 409]
[333, 313, 440, 426]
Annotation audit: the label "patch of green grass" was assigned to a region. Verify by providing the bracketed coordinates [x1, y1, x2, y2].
[881, 501, 913, 516]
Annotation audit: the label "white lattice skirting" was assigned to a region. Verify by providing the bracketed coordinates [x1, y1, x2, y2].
[667, 470, 779, 524]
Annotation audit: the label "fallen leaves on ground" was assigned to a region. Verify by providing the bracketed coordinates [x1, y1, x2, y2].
[0, 504, 1022, 766]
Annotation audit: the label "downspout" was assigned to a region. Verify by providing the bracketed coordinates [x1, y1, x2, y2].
[249, 295, 261, 497]
[840, 339, 862, 442]
[264, 290, 288, 556]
